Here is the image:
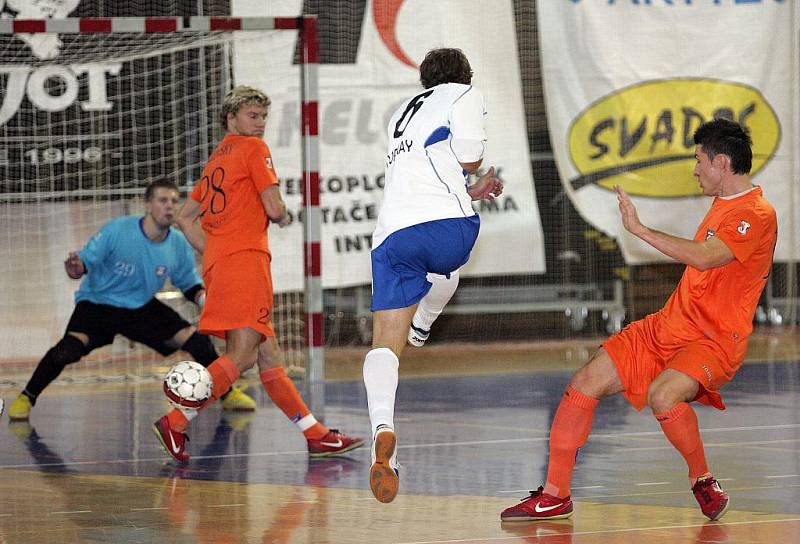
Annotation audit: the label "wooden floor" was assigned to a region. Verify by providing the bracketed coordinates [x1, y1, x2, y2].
[1, 330, 799, 543]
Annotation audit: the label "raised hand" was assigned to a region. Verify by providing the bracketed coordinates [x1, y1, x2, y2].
[468, 166, 504, 201]
[614, 185, 646, 236]
[64, 252, 85, 279]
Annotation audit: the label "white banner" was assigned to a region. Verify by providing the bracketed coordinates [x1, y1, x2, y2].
[233, 0, 546, 292]
[538, 1, 799, 264]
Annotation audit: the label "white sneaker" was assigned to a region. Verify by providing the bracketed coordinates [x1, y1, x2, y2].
[407, 323, 430, 347]
[369, 424, 399, 503]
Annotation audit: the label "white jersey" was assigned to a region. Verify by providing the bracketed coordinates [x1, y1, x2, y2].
[372, 83, 487, 249]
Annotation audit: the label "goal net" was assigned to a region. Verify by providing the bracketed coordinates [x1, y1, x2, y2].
[0, 17, 316, 386]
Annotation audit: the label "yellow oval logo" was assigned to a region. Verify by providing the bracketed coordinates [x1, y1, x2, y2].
[567, 79, 780, 197]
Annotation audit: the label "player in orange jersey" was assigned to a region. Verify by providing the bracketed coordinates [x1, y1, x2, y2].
[501, 118, 777, 522]
[153, 86, 363, 463]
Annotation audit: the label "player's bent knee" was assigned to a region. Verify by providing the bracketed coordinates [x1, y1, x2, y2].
[47, 335, 87, 368]
[181, 332, 218, 367]
[569, 369, 608, 399]
[646, 383, 683, 413]
[570, 350, 623, 399]
[647, 370, 698, 412]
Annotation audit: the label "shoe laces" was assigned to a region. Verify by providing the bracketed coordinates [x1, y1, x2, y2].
[325, 429, 342, 438]
[521, 486, 545, 500]
[694, 477, 717, 502]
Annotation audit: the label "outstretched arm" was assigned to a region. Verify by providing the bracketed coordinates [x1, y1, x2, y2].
[176, 198, 206, 253]
[615, 185, 733, 271]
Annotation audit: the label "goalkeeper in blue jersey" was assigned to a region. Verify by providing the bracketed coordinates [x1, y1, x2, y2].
[6, 179, 255, 421]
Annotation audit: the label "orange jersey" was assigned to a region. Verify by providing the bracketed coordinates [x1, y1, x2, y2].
[190, 134, 279, 272]
[656, 186, 777, 368]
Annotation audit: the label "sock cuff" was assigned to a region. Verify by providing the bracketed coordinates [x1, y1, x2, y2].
[167, 408, 190, 432]
[260, 366, 287, 383]
[216, 355, 241, 383]
[655, 401, 690, 424]
[366, 347, 399, 367]
[295, 413, 318, 431]
[565, 385, 599, 410]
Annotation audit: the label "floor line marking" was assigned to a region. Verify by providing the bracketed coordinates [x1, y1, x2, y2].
[50, 510, 92, 515]
[398, 516, 800, 544]
[399, 425, 800, 450]
[1, 424, 798, 470]
[0, 449, 313, 469]
[497, 489, 532, 494]
[498, 485, 607, 494]
[613, 438, 800, 452]
[577, 482, 800, 499]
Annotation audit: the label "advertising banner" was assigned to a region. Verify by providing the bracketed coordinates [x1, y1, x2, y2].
[538, 0, 799, 264]
[234, 0, 547, 291]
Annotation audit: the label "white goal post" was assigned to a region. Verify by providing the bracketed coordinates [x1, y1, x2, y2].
[0, 16, 324, 391]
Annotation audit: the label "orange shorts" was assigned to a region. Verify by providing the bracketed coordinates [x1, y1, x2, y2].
[603, 313, 740, 411]
[199, 250, 275, 340]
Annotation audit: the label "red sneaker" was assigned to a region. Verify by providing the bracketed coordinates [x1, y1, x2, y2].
[307, 429, 365, 458]
[692, 477, 729, 521]
[501, 486, 574, 521]
[153, 416, 190, 463]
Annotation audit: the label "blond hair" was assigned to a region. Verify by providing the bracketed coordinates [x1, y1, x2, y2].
[220, 86, 271, 130]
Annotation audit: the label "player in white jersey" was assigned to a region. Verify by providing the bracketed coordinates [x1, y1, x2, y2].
[363, 48, 503, 503]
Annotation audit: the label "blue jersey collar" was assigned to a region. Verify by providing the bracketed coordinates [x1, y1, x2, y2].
[139, 217, 171, 243]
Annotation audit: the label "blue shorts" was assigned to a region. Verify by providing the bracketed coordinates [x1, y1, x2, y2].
[370, 215, 480, 311]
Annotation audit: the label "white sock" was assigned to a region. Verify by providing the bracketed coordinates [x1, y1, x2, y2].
[178, 407, 200, 422]
[413, 270, 460, 330]
[295, 413, 318, 431]
[363, 347, 400, 436]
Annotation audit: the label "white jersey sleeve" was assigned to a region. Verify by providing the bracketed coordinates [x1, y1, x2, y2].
[373, 83, 488, 249]
[449, 87, 486, 163]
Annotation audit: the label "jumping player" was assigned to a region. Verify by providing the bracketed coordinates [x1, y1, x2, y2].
[363, 48, 504, 503]
[501, 118, 777, 522]
[152, 86, 363, 463]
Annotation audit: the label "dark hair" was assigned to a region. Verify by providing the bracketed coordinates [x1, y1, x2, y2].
[419, 48, 472, 89]
[693, 118, 753, 175]
[144, 179, 179, 201]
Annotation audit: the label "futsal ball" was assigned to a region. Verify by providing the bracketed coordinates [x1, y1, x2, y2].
[163, 360, 213, 409]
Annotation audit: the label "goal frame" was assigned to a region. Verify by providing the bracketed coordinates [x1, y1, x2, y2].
[0, 16, 325, 390]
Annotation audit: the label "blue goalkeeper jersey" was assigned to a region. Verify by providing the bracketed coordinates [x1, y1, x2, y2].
[75, 216, 202, 309]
